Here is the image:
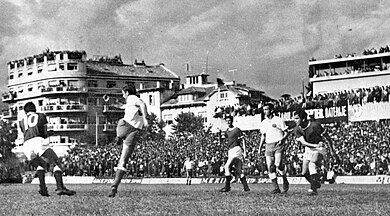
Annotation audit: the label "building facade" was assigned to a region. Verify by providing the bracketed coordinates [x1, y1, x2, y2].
[2, 50, 180, 156]
[161, 73, 267, 133]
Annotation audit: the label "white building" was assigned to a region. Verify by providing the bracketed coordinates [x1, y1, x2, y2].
[161, 73, 268, 133]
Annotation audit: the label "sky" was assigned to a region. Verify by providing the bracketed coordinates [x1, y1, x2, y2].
[0, 0, 389, 98]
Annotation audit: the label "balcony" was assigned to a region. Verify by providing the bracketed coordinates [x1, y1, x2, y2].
[47, 124, 88, 131]
[41, 86, 88, 95]
[103, 124, 116, 132]
[2, 92, 17, 103]
[2, 109, 17, 119]
[103, 105, 123, 113]
[40, 104, 88, 113]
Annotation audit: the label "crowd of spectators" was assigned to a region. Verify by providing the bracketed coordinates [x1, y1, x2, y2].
[213, 84, 390, 119]
[51, 119, 390, 179]
[309, 45, 390, 79]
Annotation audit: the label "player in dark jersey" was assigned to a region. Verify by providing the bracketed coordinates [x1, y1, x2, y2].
[292, 109, 328, 195]
[219, 116, 250, 192]
[19, 102, 75, 197]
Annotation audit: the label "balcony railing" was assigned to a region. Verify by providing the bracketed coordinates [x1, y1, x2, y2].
[2, 109, 17, 119]
[103, 105, 123, 113]
[103, 124, 116, 132]
[40, 104, 88, 113]
[2, 92, 17, 102]
[41, 86, 88, 95]
[47, 124, 88, 131]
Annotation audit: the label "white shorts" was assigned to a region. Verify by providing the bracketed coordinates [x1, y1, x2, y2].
[22, 137, 50, 160]
[303, 146, 326, 161]
[228, 146, 243, 160]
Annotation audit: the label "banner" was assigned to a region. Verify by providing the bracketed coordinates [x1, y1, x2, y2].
[279, 106, 348, 123]
[348, 102, 390, 122]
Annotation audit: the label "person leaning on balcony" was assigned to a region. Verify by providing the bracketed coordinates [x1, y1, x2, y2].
[108, 83, 149, 198]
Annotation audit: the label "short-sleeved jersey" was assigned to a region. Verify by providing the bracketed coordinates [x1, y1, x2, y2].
[294, 121, 324, 144]
[259, 116, 287, 143]
[123, 95, 146, 129]
[183, 160, 194, 170]
[19, 112, 48, 141]
[225, 127, 242, 149]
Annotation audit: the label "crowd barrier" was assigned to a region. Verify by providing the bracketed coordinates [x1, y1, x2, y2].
[30, 175, 390, 185]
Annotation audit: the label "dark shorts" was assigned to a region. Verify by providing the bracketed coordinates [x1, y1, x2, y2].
[116, 119, 140, 146]
[265, 141, 284, 157]
[186, 169, 193, 178]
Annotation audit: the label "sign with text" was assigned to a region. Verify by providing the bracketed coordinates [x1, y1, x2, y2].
[349, 102, 390, 122]
[278, 106, 348, 124]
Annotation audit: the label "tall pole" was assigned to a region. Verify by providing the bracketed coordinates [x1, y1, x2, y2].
[301, 77, 305, 99]
[95, 111, 98, 146]
[206, 50, 209, 74]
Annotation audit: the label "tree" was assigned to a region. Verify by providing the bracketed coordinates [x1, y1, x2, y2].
[140, 112, 166, 141]
[0, 120, 17, 160]
[172, 112, 204, 137]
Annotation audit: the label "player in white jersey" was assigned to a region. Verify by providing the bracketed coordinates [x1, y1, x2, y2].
[19, 102, 75, 197]
[108, 83, 149, 198]
[258, 103, 290, 194]
[183, 156, 194, 185]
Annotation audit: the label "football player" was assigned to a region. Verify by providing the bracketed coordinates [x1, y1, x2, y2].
[219, 116, 250, 192]
[258, 103, 290, 194]
[19, 102, 75, 196]
[108, 83, 149, 197]
[292, 109, 328, 195]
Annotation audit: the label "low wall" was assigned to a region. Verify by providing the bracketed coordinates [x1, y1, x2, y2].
[29, 175, 390, 185]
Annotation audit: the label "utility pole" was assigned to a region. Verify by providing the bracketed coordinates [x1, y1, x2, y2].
[95, 111, 98, 146]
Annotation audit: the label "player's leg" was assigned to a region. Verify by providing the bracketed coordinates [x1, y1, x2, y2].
[266, 155, 280, 194]
[24, 138, 49, 196]
[220, 154, 234, 192]
[309, 152, 323, 194]
[275, 151, 289, 193]
[114, 118, 128, 145]
[40, 149, 76, 196]
[30, 156, 49, 196]
[188, 169, 192, 185]
[109, 128, 139, 197]
[302, 150, 311, 184]
[234, 158, 250, 192]
[265, 142, 280, 193]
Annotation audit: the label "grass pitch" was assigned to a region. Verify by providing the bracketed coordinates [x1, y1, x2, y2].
[0, 183, 389, 215]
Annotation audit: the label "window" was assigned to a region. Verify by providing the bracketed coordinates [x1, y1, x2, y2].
[68, 63, 78, 71]
[49, 80, 59, 87]
[149, 95, 155, 106]
[164, 114, 173, 124]
[88, 97, 97, 105]
[27, 85, 33, 92]
[28, 70, 33, 76]
[68, 80, 78, 87]
[198, 111, 207, 123]
[18, 73, 23, 78]
[38, 67, 43, 74]
[59, 80, 66, 86]
[48, 64, 56, 71]
[59, 63, 65, 70]
[106, 81, 116, 88]
[88, 80, 98, 87]
[9, 73, 14, 80]
[17, 87, 23, 93]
